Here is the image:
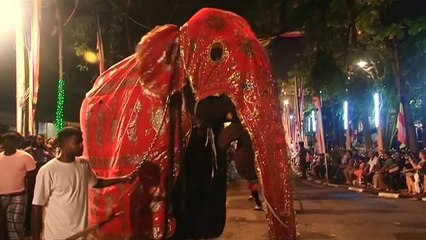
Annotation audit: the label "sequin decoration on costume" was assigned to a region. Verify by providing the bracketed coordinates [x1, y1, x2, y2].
[95, 105, 105, 146]
[228, 71, 241, 83]
[110, 98, 118, 142]
[84, 102, 93, 152]
[80, 7, 294, 240]
[151, 108, 166, 135]
[127, 99, 142, 143]
[152, 226, 163, 240]
[150, 200, 162, 212]
[180, 8, 296, 239]
[242, 80, 254, 92]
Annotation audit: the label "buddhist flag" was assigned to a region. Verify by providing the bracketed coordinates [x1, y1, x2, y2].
[313, 96, 329, 180]
[313, 97, 325, 154]
[29, 0, 41, 135]
[299, 87, 305, 138]
[396, 102, 407, 148]
[293, 92, 300, 152]
[282, 103, 292, 150]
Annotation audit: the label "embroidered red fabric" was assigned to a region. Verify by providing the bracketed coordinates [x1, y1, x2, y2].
[80, 8, 295, 240]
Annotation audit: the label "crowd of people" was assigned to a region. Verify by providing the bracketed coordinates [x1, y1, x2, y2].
[0, 133, 55, 239]
[0, 128, 135, 240]
[297, 143, 426, 197]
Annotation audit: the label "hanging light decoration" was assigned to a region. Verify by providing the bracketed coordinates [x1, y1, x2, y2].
[343, 100, 349, 130]
[55, 79, 65, 132]
[373, 92, 380, 128]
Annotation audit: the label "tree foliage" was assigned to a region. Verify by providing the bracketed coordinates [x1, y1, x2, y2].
[66, 0, 283, 72]
[285, 0, 426, 149]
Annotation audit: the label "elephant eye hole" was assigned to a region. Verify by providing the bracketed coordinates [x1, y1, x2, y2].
[210, 42, 223, 62]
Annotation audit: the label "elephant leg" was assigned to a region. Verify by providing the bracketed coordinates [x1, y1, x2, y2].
[172, 127, 227, 239]
[129, 162, 164, 240]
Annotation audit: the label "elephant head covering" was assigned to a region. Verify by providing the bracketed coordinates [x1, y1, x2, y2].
[80, 8, 295, 240]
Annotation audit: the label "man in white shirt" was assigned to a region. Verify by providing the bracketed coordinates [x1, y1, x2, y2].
[0, 131, 36, 239]
[32, 127, 136, 240]
[365, 151, 379, 186]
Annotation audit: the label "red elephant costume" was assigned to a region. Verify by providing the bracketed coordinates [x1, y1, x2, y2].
[80, 8, 296, 240]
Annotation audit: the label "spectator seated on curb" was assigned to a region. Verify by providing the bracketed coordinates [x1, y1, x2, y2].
[373, 151, 394, 190]
[365, 151, 380, 187]
[310, 154, 326, 178]
[387, 151, 406, 191]
[403, 153, 416, 195]
[329, 147, 344, 181]
[343, 151, 356, 184]
[408, 149, 426, 196]
[353, 160, 367, 186]
[332, 150, 351, 184]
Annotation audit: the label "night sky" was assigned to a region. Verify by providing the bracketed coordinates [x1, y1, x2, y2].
[0, 1, 302, 127]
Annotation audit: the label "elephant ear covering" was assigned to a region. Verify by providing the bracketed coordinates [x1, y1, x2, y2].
[179, 8, 296, 239]
[80, 24, 190, 239]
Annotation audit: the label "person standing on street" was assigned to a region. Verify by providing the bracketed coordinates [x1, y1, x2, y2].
[32, 127, 137, 240]
[0, 131, 36, 240]
[298, 142, 308, 178]
[24, 134, 55, 236]
[24, 134, 53, 166]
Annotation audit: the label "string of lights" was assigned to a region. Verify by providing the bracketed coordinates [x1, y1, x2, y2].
[55, 79, 65, 132]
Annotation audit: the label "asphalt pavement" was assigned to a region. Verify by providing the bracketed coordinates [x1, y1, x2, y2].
[221, 179, 269, 239]
[221, 177, 426, 240]
[295, 177, 426, 240]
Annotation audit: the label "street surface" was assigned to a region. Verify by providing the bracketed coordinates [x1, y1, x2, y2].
[295, 178, 426, 240]
[222, 180, 269, 239]
[222, 177, 426, 240]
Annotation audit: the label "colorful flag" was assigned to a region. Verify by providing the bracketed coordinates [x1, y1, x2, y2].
[299, 87, 305, 138]
[396, 102, 407, 148]
[293, 90, 300, 152]
[281, 103, 292, 150]
[29, 0, 41, 135]
[313, 96, 329, 180]
[313, 97, 325, 154]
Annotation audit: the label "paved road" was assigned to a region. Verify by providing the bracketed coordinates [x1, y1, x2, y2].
[221, 180, 269, 239]
[221, 177, 426, 240]
[295, 178, 426, 240]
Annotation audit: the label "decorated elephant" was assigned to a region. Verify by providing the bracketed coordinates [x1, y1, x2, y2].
[80, 8, 295, 240]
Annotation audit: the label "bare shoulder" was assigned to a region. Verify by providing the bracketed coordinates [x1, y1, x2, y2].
[17, 149, 35, 160]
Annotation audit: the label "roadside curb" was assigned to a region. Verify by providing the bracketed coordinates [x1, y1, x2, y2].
[378, 192, 399, 199]
[304, 177, 425, 201]
[326, 183, 339, 187]
[348, 187, 364, 193]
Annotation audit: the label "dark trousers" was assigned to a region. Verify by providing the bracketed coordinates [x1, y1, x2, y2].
[365, 172, 374, 185]
[389, 172, 404, 190]
[251, 191, 262, 207]
[300, 161, 307, 178]
[0, 192, 27, 240]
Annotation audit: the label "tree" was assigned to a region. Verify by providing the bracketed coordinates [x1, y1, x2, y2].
[356, 0, 426, 152]
[283, 0, 426, 151]
[34, 0, 283, 122]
